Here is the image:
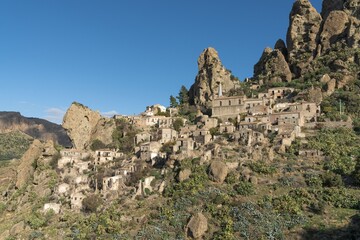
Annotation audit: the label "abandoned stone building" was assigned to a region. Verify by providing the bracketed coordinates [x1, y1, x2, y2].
[94, 149, 124, 165]
[160, 128, 178, 144]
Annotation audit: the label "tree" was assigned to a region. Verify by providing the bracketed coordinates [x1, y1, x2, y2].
[177, 85, 189, 105]
[82, 194, 103, 213]
[170, 95, 178, 108]
[173, 118, 184, 132]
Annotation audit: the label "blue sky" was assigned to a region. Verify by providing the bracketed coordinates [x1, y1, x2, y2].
[0, 0, 322, 124]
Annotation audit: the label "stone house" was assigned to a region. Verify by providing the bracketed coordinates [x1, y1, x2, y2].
[58, 149, 90, 169]
[70, 192, 86, 210]
[102, 175, 124, 191]
[270, 112, 304, 127]
[173, 138, 195, 155]
[160, 128, 178, 144]
[258, 87, 294, 100]
[94, 149, 123, 165]
[201, 116, 219, 129]
[212, 95, 247, 119]
[135, 132, 152, 145]
[158, 117, 175, 128]
[139, 142, 161, 162]
[193, 129, 212, 145]
[219, 122, 236, 134]
[248, 105, 270, 115]
[288, 102, 320, 122]
[299, 149, 324, 158]
[73, 161, 90, 174]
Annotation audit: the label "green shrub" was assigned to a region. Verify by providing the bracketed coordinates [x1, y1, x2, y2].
[234, 181, 255, 196]
[249, 161, 277, 175]
[90, 139, 106, 151]
[321, 171, 343, 187]
[49, 151, 61, 169]
[225, 171, 238, 184]
[26, 212, 47, 229]
[304, 173, 323, 187]
[82, 195, 103, 213]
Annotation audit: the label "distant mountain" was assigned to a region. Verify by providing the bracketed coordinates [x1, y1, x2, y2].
[0, 111, 72, 147]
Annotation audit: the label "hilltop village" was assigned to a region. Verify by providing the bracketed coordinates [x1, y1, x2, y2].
[46, 78, 338, 213]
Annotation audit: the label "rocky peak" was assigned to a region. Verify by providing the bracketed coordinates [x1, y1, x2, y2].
[253, 46, 292, 84]
[321, 0, 346, 19]
[286, 0, 322, 77]
[274, 39, 288, 60]
[189, 47, 240, 109]
[62, 102, 115, 150]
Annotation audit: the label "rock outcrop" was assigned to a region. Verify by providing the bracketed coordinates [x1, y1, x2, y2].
[177, 168, 191, 182]
[320, 11, 349, 53]
[62, 102, 116, 150]
[186, 212, 208, 239]
[209, 161, 228, 183]
[286, 0, 322, 77]
[16, 140, 43, 189]
[189, 47, 240, 109]
[0, 112, 71, 147]
[253, 47, 292, 83]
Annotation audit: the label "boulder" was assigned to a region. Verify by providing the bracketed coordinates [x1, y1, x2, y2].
[320, 74, 331, 83]
[186, 212, 208, 239]
[209, 161, 228, 183]
[43, 203, 61, 214]
[177, 168, 191, 182]
[189, 47, 240, 109]
[325, 78, 337, 96]
[10, 221, 25, 235]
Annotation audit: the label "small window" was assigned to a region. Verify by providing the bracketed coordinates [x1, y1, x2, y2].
[229, 100, 231, 106]
[220, 101, 222, 106]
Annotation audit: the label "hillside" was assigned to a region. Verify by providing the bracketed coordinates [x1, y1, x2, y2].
[0, 112, 72, 148]
[0, 131, 33, 161]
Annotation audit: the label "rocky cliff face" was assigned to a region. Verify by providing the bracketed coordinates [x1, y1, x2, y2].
[62, 102, 115, 150]
[0, 112, 71, 147]
[287, 0, 322, 77]
[189, 47, 240, 109]
[254, 47, 292, 84]
[253, 0, 360, 89]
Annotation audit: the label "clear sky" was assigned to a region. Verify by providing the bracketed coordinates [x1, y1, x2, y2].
[0, 0, 322, 124]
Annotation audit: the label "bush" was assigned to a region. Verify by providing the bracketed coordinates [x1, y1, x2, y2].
[172, 118, 184, 132]
[304, 173, 323, 187]
[90, 139, 106, 151]
[82, 195, 103, 213]
[49, 151, 61, 169]
[249, 161, 277, 175]
[234, 182, 255, 196]
[322, 171, 343, 187]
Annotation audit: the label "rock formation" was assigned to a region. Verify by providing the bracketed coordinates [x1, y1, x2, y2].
[286, 0, 322, 77]
[253, 47, 292, 83]
[62, 102, 116, 150]
[16, 140, 43, 189]
[0, 112, 71, 147]
[209, 161, 228, 183]
[186, 212, 208, 239]
[189, 47, 240, 109]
